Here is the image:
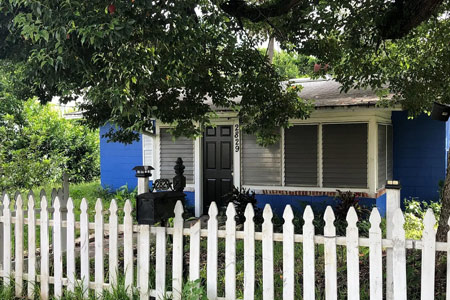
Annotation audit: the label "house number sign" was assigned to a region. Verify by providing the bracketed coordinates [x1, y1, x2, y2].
[234, 124, 240, 152]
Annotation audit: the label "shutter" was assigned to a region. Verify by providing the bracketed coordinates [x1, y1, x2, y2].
[160, 129, 194, 184]
[322, 124, 368, 188]
[377, 125, 387, 188]
[242, 134, 281, 185]
[285, 125, 318, 186]
[387, 125, 393, 180]
[142, 133, 153, 166]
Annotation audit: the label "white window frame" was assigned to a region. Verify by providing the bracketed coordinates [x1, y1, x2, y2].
[242, 108, 392, 195]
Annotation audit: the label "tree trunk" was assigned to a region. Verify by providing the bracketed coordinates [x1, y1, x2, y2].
[267, 36, 275, 64]
[436, 150, 450, 242]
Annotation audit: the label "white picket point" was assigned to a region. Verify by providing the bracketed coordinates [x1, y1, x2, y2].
[421, 209, 436, 300]
[172, 201, 184, 300]
[95, 199, 104, 297]
[283, 205, 295, 300]
[262, 204, 274, 300]
[80, 198, 90, 299]
[207, 202, 219, 300]
[53, 197, 63, 298]
[14, 194, 24, 297]
[346, 207, 359, 300]
[225, 202, 237, 300]
[2, 194, 11, 285]
[392, 208, 407, 300]
[244, 203, 255, 300]
[27, 192, 37, 298]
[303, 205, 315, 300]
[324, 206, 337, 300]
[155, 227, 167, 300]
[67, 198, 76, 292]
[40, 194, 50, 300]
[189, 220, 201, 281]
[138, 225, 150, 300]
[369, 208, 383, 300]
[109, 199, 119, 289]
[124, 200, 134, 297]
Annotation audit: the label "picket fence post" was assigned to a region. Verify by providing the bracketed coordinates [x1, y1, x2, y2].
[40, 194, 50, 300]
[53, 197, 63, 298]
[262, 204, 274, 300]
[80, 198, 90, 299]
[283, 205, 295, 300]
[67, 198, 76, 293]
[123, 200, 134, 297]
[3, 194, 11, 286]
[155, 226, 167, 300]
[15, 194, 24, 297]
[225, 202, 237, 300]
[421, 209, 436, 299]
[109, 199, 119, 289]
[27, 192, 37, 298]
[303, 205, 315, 300]
[392, 208, 407, 300]
[244, 203, 255, 300]
[385, 181, 401, 300]
[369, 208, 383, 300]
[138, 224, 150, 300]
[207, 202, 218, 300]
[324, 206, 337, 300]
[95, 199, 104, 297]
[189, 219, 201, 282]
[172, 201, 184, 300]
[346, 207, 359, 300]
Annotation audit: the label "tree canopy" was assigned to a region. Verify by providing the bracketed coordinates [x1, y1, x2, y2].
[0, 0, 448, 144]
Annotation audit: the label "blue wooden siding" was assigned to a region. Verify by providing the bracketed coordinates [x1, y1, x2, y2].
[100, 124, 142, 191]
[392, 111, 446, 201]
[99, 112, 448, 216]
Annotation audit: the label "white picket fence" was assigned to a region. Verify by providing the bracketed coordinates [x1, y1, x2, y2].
[0, 192, 445, 299]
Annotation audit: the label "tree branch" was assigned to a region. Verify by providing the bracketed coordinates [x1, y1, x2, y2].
[220, 0, 305, 22]
[378, 0, 444, 39]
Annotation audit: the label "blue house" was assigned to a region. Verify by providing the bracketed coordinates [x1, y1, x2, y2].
[100, 78, 449, 217]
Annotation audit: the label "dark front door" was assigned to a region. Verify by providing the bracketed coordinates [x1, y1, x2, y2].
[203, 126, 233, 214]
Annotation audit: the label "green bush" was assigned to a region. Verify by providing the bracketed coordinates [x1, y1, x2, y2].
[0, 99, 99, 191]
[404, 197, 441, 239]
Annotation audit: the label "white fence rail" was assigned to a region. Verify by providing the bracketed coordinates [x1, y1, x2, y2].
[0, 192, 445, 299]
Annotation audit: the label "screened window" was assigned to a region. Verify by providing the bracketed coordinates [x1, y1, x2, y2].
[242, 134, 281, 185]
[322, 124, 368, 188]
[284, 125, 318, 186]
[160, 129, 194, 183]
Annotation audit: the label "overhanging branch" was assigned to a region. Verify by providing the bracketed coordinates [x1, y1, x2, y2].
[220, 0, 305, 22]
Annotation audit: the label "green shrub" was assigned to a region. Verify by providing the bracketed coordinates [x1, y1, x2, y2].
[0, 99, 99, 192]
[404, 197, 441, 239]
[223, 186, 261, 224]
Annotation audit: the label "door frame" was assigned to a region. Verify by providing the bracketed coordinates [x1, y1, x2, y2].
[194, 119, 240, 217]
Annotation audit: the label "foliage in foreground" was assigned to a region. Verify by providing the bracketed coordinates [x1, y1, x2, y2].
[0, 91, 99, 191]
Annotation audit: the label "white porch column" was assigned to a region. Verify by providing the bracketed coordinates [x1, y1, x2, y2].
[385, 180, 401, 300]
[367, 118, 378, 194]
[194, 135, 203, 217]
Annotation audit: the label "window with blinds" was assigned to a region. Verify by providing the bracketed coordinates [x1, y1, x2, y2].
[242, 134, 281, 185]
[160, 129, 194, 184]
[322, 124, 368, 188]
[378, 124, 393, 188]
[284, 125, 318, 186]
